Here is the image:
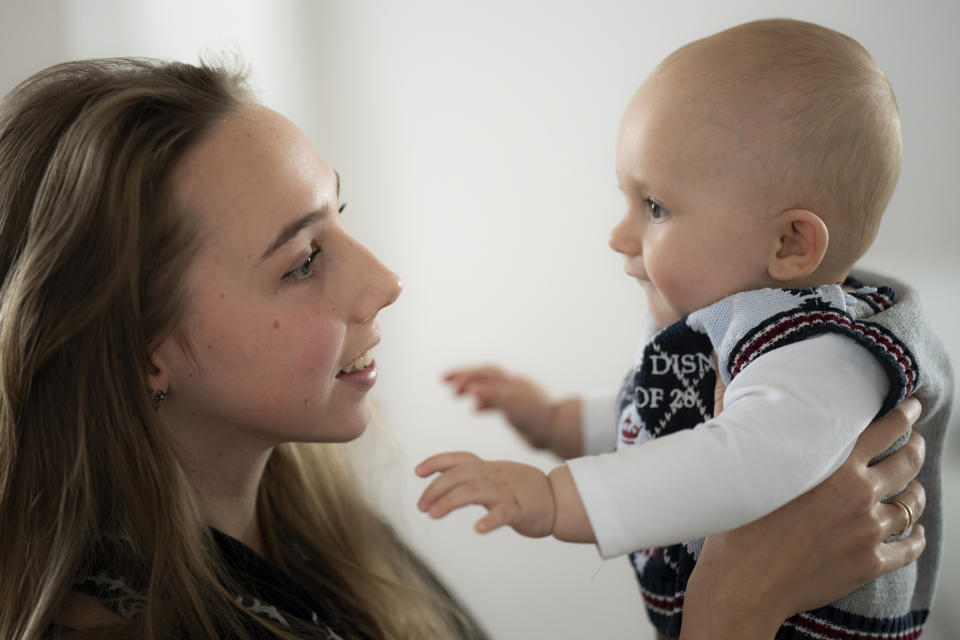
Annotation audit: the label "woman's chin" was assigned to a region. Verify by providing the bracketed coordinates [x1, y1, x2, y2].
[311, 400, 372, 444]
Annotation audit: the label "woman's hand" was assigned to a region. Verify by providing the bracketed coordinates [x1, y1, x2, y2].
[680, 397, 926, 639]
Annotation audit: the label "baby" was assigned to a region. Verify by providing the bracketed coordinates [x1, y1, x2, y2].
[417, 19, 950, 639]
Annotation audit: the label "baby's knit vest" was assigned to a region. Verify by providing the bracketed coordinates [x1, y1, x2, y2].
[616, 282, 926, 639]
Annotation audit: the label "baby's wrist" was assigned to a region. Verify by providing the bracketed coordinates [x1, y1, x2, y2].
[544, 467, 560, 536]
[543, 397, 561, 431]
[545, 397, 584, 459]
[545, 465, 595, 543]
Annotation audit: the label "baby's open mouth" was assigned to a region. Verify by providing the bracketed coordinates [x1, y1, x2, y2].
[340, 348, 374, 374]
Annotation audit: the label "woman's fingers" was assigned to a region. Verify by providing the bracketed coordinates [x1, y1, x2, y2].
[681, 397, 930, 628]
[850, 397, 922, 464]
[868, 429, 925, 497]
[880, 479, 926, 538]
[879, 524, 926, 575]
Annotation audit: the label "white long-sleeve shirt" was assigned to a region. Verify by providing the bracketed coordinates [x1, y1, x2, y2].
[568, 331, 889, 558]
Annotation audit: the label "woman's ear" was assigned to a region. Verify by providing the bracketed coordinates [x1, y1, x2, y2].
[146, 340, 172, 401]
[767, 209, 829, 282]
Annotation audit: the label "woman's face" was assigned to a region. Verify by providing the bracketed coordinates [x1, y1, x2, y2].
[153, 104, 401, 446]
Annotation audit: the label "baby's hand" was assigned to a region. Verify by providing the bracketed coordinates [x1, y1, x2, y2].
[415, 452, 556, 538]
[443, 366, 554, 449]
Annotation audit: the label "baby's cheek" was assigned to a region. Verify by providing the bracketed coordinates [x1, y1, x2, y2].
[654, 246, 716, 308]
[647, 263, 683, 302]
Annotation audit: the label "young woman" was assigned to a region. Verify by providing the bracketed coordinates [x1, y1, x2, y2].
[0, 58, 928, 639]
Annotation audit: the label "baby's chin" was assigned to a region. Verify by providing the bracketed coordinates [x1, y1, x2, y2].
[639, 286, 689, 327]
[645, 303, 684, 328]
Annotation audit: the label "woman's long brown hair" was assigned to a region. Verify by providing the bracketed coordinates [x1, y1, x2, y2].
[0, 58, 483, 640]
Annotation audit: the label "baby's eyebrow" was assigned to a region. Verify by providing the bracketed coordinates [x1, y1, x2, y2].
[617, 174, 653, 194]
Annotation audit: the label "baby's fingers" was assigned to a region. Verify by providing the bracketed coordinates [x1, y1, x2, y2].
[476, 504, 512, 533]
[416, 453, 489, 514]
[443, 366, 505, 394]
[461, 380, 502, 411]
[415, 451, 481, 478]
[422, 477, 510, 525]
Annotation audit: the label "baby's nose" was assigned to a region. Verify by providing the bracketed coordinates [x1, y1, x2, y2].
[609, 216, 642, 255]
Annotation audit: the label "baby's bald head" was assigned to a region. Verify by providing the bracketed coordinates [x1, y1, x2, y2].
[643, 19, 901, 273]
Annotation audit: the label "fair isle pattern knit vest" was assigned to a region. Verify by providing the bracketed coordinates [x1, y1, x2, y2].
[615, 283, 924, 639]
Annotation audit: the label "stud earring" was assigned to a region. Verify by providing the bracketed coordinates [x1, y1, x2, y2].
[152, 389, 167, 410]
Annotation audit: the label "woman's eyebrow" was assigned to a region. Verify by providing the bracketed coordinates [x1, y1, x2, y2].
[259, 206, 329, 262]
[259, 172, 341, 262]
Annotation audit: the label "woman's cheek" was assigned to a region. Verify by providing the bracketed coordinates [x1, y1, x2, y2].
[285, 315, 343, 382]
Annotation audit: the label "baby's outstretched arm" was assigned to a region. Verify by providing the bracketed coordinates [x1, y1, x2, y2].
[444, 366, 584, 458]
[415, 453, 595, 542]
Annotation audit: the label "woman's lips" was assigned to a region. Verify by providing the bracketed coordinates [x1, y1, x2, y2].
[339, 347, 374, 373]
[335, 359, 377, 387]
[336, 347, 377, 387]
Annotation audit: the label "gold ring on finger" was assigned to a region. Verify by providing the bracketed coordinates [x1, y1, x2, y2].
[889, 497, 914, 537]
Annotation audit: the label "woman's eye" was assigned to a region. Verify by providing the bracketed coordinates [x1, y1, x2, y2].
[646, 199, 671, 222]
[283, 247, 321, 281]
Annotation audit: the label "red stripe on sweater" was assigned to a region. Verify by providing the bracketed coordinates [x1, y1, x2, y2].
[788, 612, 923, 640]
[731, 311, 914, 394]
[639, 589, 684, 614]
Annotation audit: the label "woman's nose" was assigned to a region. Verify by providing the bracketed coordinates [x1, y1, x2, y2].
[348, 241, 403, 324]
[608, 213, 642, 256]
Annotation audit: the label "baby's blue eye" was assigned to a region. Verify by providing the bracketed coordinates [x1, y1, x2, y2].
[283, 247, 321, 281]
[646, 199, 671, 222]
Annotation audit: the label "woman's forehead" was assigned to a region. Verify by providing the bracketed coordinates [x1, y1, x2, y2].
[171, 104, 337, 246]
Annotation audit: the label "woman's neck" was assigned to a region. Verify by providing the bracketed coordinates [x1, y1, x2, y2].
[195, 469, 269, 556]
[166, 419, 275, 556]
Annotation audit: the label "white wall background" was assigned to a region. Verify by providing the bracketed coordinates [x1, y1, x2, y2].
[2, 1, 957, 638]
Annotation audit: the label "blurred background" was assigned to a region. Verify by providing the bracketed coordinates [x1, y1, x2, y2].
[2, 1, 957, 638]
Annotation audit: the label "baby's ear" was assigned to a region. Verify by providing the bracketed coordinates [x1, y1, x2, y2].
[767, 209, 829, 282]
